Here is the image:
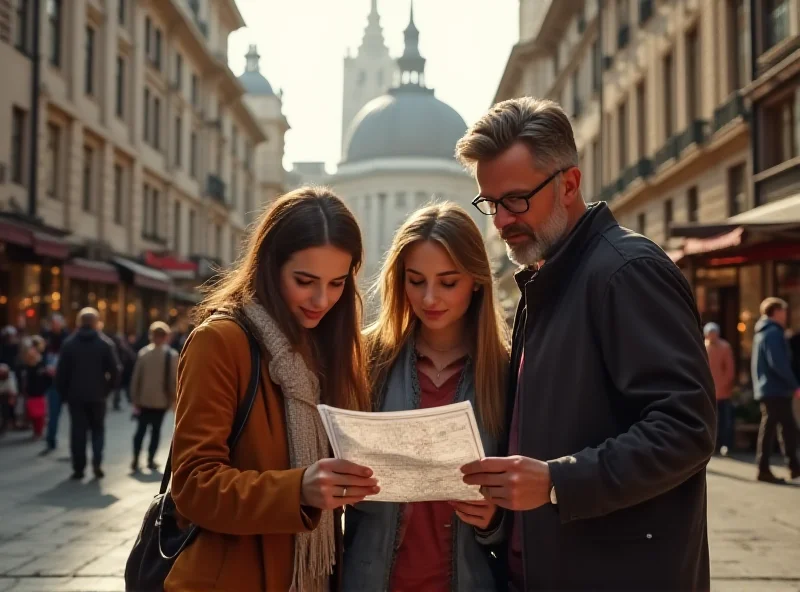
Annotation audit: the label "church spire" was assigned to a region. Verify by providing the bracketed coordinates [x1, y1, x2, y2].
[358, 0, 388, 56]
[396, 0, 427, 90]
[245, 44, 260, 73]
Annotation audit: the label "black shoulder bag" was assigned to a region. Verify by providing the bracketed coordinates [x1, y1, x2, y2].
[124, 316, 261, 592]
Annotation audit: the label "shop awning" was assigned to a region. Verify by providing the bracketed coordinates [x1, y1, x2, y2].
[144, 251, 198, 280]
[729, 193, 800, 224]
[0, 217, 70, 259]
[112, 257, 173, 292]
[63, 258, 120, 284]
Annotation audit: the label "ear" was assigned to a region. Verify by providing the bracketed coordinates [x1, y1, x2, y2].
[562, 167, 582, 206]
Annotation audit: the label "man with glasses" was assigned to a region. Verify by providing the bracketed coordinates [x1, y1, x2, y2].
[456, 97, 716, 590]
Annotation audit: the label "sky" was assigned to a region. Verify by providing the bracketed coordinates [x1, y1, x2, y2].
[228, 0, 518, 173]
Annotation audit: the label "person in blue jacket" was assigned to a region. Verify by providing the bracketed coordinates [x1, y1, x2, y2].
[751, 297, 800, 483]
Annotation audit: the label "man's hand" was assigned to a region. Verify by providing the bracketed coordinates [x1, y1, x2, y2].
[461, 456, 552, 511]
[448, 499, 497, 529]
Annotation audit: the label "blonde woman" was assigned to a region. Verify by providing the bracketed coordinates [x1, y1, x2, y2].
[343, 202, 510, 591]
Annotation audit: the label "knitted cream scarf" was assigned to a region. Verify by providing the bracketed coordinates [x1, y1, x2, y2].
[242, 302, 334, 592]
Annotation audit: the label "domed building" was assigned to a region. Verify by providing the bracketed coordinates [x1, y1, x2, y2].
[333, 2, 481, 299]
[239, 45, 289, 213]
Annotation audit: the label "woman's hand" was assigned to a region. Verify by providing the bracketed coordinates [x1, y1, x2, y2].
[449, 499, 498, 530]
[301, 458, 379, 510]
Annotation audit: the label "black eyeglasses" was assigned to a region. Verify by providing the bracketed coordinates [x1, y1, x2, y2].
[471, 168, 569, 216]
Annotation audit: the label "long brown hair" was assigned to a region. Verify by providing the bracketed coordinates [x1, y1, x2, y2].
[195, 186, 370, 412]
[364, 202, 510, 435]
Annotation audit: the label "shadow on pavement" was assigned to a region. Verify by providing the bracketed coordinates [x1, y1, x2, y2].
[129, 470, 163, 484]
[30, 478, 120, 510]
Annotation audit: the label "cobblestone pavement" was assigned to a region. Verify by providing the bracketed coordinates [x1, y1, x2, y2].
[0, 408, 798, 591]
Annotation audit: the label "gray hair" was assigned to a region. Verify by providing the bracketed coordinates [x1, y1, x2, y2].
[455, 97, 579, 174]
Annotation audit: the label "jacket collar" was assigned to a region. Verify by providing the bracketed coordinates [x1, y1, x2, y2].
[513, 202, 617, 293]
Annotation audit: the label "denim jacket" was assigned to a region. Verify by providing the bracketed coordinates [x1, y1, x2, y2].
[342, 341, 504, 591]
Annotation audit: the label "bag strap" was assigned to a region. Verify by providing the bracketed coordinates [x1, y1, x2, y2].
[158, 314, 261, 495]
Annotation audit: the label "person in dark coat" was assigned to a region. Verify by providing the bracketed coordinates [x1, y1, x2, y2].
[751, 297, 800, 483]
[40, 314, 70, 455]
[55, 308, 120, 480]
[455, 97, 716, 591]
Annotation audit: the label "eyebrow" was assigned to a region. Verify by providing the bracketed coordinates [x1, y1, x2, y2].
[294, 271, 349, 281]
[406, 268, 460, 277]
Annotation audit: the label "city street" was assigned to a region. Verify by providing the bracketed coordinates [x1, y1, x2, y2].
[0, 408, 798, 592]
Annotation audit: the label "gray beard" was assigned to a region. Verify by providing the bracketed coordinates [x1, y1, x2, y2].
[506, 198, 569, 267]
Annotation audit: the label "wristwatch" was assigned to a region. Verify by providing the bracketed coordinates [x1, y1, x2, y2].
[549, 485, 558, 505]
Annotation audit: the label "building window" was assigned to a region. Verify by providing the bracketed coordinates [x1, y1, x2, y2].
[142, 184, 151, 237]
[113, 164, 124, 224]
[151, 189, 161, 239]
[15, 0, 28, 52]
[591, 140, 601, 198]
[116, 56, 125, 118]
[190, 131, 198, 178]
[143, 87, 150, 142]
[174, 115, 182, 167]
[618, 101, 628, 172]
[153, 97, 161, 150]
[11, 107, 26, 185]
[118, 0, 126, 26]
[764, 0, 789, 50]
[637, 212, 646, 235]
[591, 39, 602, 94]
[82, 146, 94, 212]
[663, 198, 673, 242]
[216, 225, 223, 259]
[571, 71, 582, 118]
[231, 169, 238, 208]
[764, 92, 798, 169]
[191, 74, 199, 107]
[175, 53, 183, 90]
[687, 186, 699, 223]
[188, 209, 196, 254]
[47, 0, 61, 67]
[154, 28, 162, 70]
[729, 0, 747, 91]
[636, 81, 647, 159]
[46, 123, 60, 198]
[663, 51, 675, 137]
[728, 163, 746, 216]
[173, 201, 181, 253]
[685, 28, 700, 123]
[85, 26, 95, 95]
[232, 126, 238, 158]
[145, 17, 151, 55]
[617, 0, 630, 49]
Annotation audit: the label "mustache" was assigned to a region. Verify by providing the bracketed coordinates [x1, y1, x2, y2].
[500, 224, 535, 241]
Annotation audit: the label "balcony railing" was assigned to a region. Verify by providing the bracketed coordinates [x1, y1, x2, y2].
[639, 0, 654, 25]
[654, 136, 679, 169]
[713, 92, 746, 133]
[676, 120, 707, 154]
[621, 158, 654, 190]
[617, 24, 630, 50]
[206, 174, 228, 207]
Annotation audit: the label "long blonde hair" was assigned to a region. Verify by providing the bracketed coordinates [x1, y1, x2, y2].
[364, 202, 510, 435]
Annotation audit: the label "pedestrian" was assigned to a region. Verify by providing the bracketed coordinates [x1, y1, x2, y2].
[343, 203, 509, 591]
[164, 187, 376, 592]
[455, 97, 716, 590]
[55, 307, 120, 480]
[112, 332, 136, 411]
[705, 322, 736, 455]
[41, 314, 70, 455]
[752, 297, 800, 484]
[129, 321, 177, 472]
[19, 341, 51, 440]
[0, 363, 18, 435]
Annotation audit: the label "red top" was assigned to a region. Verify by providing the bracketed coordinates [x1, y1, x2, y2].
[389, 356, 465, 592]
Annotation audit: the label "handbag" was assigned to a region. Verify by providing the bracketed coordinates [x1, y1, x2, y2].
[124, 315, 261, 591]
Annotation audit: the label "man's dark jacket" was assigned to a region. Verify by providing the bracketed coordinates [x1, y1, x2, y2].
[55, 327, 120, 404]
[506, 203, 716, 591]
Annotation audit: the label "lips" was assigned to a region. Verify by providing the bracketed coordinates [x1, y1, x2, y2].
[422, 309, 446, 320]
[300, 307, 324, 321]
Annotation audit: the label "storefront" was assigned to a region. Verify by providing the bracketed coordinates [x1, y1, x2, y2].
[0, 215, 70, 331]
[112, 257, 173, 339]
[62, 258, 122, 334]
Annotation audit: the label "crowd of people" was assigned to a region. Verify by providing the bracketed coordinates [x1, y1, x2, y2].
[0, 311, 184, 480]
